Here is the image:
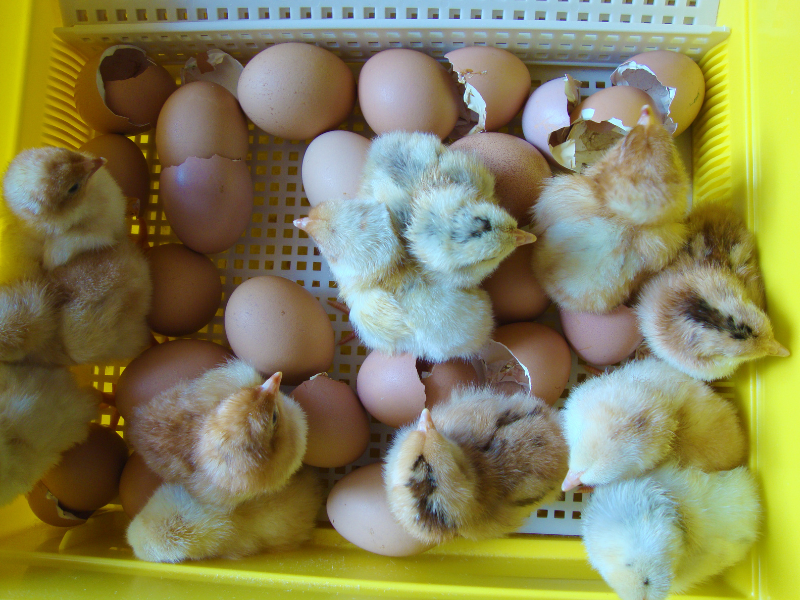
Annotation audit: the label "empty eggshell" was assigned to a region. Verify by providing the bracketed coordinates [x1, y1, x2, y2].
[571, 86, 658, 130]
[146, 243, 222, 337]
[119, 452, 164, 518]
[559, 305, 643, 367]
[115, 339, 232, 421]
[522, 75, 581, 162]
[159, 154, 253, 254]
[26, 481, 94, 527]
[79, 134, 150, 208]
[358, 49, 461, 139]
[449, 133, 551, 225]
[224, 276, 335, 385]
[356, 352, 425, 428]
[291, 373, 370, 468]
[482, 245, 550, 324]
[420, 359, 483, 408]
[301, 131, 371, 207]
[181, 49, 244, 98]
[445, 46, 531, 133]
[327, 463, 434, 556]
[238, 42, 356, 140]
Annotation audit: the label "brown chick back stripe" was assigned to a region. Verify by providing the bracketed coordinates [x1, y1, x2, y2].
[684, 295, 756, 340]
[406, 455, 451, 532]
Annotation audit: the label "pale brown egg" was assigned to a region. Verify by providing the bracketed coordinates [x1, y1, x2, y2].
[224, 276, 335, 385]
[449, 132, 551, 225]
[358, 49, 461, 139]
[26, 481, 94, 527]
[40, 424, 128, 513]
[446, 46, 531, 133]
[301, 130, 371, 207]
[118, 452, 164, 519]
[238, 42, 356, 140]
[74, 45, 176, 134]
[79, 134, 150, 208]
[159, 155, 253, 254]
[327, 463, 434, 556]
[146, 243, 222, 337]
[115, 339, 232, 421]
[611, 50, 705, 136]
[571, 86, 658, 130]
[559, 305, 643, 367]
[482, 245, 550, 324]
[155, 81, 249, 169]
[521, 75, 582, 162]
[291, 373, 370, 468]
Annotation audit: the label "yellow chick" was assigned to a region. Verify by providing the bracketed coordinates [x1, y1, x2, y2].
[384, 387, 567, 545]
[582, 462, 760, 600]
[128, 359, 308, 507]
[531, 106, 689, 313]
[636, 201, 789, 380]
[127, 466, 323, 563]
[561, 357, 746, 492]
[0, 278, 58, 362]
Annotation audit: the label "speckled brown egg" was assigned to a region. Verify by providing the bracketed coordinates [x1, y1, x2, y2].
[224, 275, 335, 385]
[482, 245, 550, 324]
[79, 134, 150, 208]
[119, 452, 164, 518]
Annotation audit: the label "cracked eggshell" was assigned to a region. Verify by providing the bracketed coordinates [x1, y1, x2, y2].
[26, 481, 94, 527]
[181, 49, 244, 98]
[155, 81, 249, 169]
[75, 45, 177, 135]
[358, 49, 461, 139]
[445, 46, 531, 133]
[238, 42, 356, 140]
[327, 463, 434, 556]
[559, 305, 643, 367]
[521, 75, 581, 161]
[301, 131, 371, 207]
[482, 245, 550, 324]
[611, 50, 705, 137]
[292, 373, 370, 468]
[420, 359, 483, 408]
[570, 86, 658, 131]
[79, 134, 150, 208]
[159, 155, 253, 254]
[119, 452, 163, 519]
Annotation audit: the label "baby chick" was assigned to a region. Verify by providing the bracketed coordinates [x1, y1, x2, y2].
[384, 387, 567, 545]
[0, 363, 99, 506]
[0, 278, 58, 362]
[531, 105, 689, 313]
[127, 466, 323, 563]
[561, 357, 746, 492]
[128, 359, 308, 507]
[582, 462, 761, 600]
[3, 147, 128, 270]
[636, 201, 789, 380]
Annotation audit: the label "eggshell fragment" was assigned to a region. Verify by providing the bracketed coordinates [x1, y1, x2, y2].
[482, 245, 550, 324]
[356, 352, 425, 427]
[327, 463, 434, 556]
[26, 481, 93, 527]
[224, 276, 335, 385]
[181, 49, 243, 99]
[559, 305, 643, 367]
[79, 134, 150, 208]
[446, 46, 531, 133]
[291, 373, 370, 467]
[119, 452, 164, 518]
[301, 131, 371, 207]
[522, 75, 581, 162]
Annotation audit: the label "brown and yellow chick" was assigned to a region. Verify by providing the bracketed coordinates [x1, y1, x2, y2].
[636, 201, 789, 380]
[531, 105, 689, 313]
[0, 278, 58, 362]
[128, 359, 308, 507]
[384, 387, 567, 545]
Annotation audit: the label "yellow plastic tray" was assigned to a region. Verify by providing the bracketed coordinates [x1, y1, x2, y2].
[1, 0, 798, 598]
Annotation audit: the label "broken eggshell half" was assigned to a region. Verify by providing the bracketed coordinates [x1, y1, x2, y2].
[521, 74, 581, 163]
[181, 49, 244, 99]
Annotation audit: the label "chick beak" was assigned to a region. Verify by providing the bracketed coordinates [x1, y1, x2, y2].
[293, 217, 311, 231]
[768, 341, 790, 357]
[513, 229, 537, 247]
[85, 156, 106, 178]
[637, 105, 657, 130]
[261, 371, 283, 395]
[561, 470, 584, 492]
[418, 408, 436, 433]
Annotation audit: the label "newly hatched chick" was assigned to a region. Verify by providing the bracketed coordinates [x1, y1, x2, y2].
[296, 198, 494, 361]
[0, 363, 99, 506]
[636, 201, 789, 380]
[384, 387, 568, 545]
[127, 466, 323, 563]
[582, 462, 760, 600]
[561, 357, 746, 492]
[531, 106, 689, 313]
[128, 359, 308, 507]
[0, 278, 58, 362]
[3, 147, 128, 270]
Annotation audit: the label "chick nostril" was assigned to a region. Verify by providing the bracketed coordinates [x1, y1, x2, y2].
[643, 578, 650, 586]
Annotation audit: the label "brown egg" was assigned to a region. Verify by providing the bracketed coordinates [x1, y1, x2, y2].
[146, 243, 222, 337]
[159, 155, 253, 254]
[421, 359, 483, 408]
[79, 134, 150, 208]
[446, 46, 531, 132]
[493, 323, 572, 405]
[449, 133, 551, 225]
[224, 276, 335, 385]
[26, 481, 94, 527]
[571, 86, 658, 130]
[358, 49, 461, 139]
[482, 245, 550, 324]
[291, 373, 370, 468]
[40, 424, 128, 513]
[522, 75, 582, 162]
[118, 452, 164, 518]
[327, 463, 434, 556]
[74, 45, 176, 134]
[559, 305, 643, 367]
[155, 81, 249, 169]
[301, 131, 371, 207]
[238, 42, 356, 140]
[115, 339, 232, 421]
[611, 50, 705, 137]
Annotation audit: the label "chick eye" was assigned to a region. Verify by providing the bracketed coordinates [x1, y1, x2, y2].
[272, 409, 279, 426]
[67, 182, 80, 194]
